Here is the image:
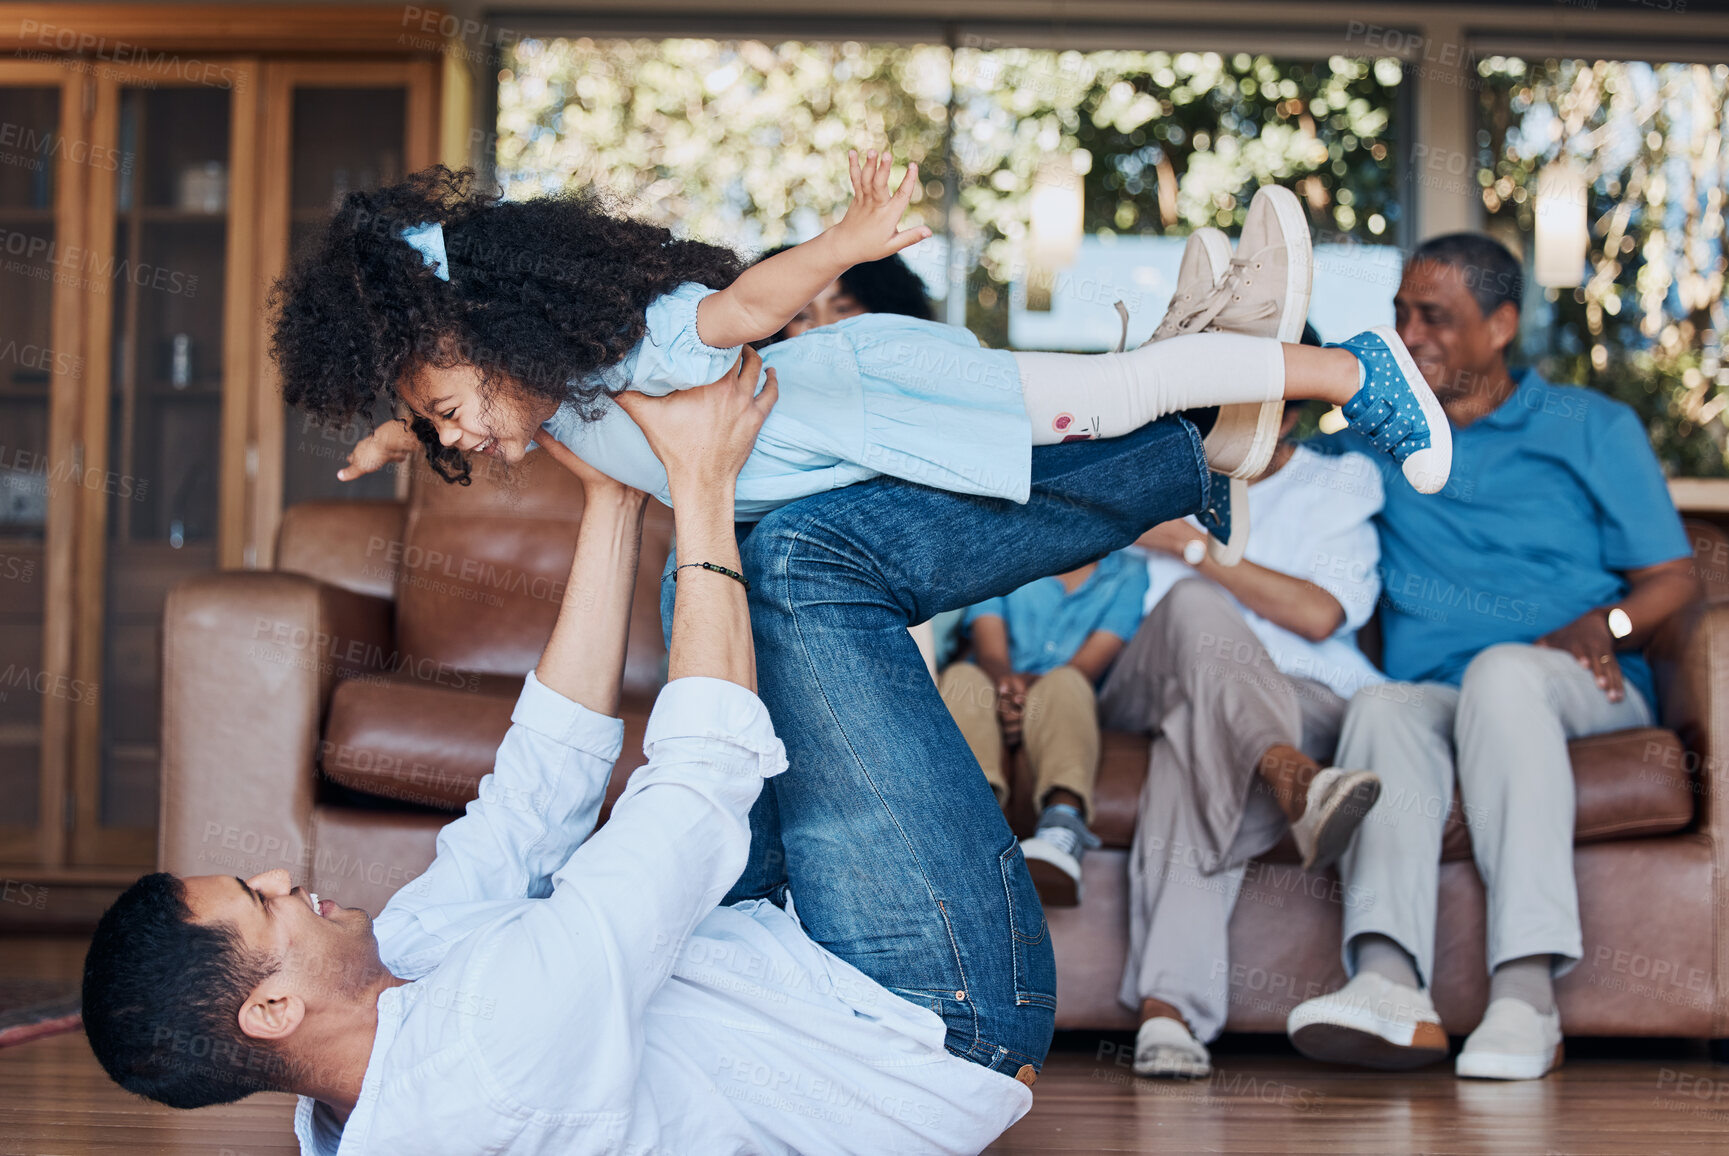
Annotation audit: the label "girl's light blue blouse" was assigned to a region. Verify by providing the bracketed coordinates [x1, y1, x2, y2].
[540, 281, 1031, 519]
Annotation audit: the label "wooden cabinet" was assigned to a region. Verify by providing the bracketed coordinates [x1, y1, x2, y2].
[0, 7, 466, 895]
[0, 64, 84, 871]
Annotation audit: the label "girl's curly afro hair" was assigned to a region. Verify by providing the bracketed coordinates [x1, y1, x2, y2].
[269, 165, 745, 483]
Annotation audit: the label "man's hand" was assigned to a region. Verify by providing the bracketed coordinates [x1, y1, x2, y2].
[826, 148, 931, 266]
[1536, 609, 1624, 703]
[615, 348, 778, 493]
[619, 348, 777, 692]
[337, 419, 419, 482]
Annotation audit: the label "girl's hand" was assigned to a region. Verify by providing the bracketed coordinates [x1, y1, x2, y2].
[615, 347, 778, 493]
[828, 149, 931, 265]
[337, 419, 419, 482]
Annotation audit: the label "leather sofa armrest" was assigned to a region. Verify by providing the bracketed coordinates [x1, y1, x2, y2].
[277, 499, 406, 600]
[1649, 600, 1729, 833]
[158, 572, 394, 878]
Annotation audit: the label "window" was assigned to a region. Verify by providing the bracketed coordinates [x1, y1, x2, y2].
[1477, 57, 1729, 474]
[497, 34, 1404, 350]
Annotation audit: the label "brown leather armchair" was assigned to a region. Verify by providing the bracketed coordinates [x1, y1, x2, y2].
[160, 454, 673, 916]
[161, 456, 1729, 1040]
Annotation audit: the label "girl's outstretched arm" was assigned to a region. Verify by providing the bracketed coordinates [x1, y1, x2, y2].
[695, 148, 931, 348]
[337, 417, 420, 481]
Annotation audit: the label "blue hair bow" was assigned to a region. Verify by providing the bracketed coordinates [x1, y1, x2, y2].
[399, 221, 450, 281]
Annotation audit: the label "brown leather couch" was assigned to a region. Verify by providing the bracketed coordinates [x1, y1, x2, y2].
[160, 456, 1729, 1041]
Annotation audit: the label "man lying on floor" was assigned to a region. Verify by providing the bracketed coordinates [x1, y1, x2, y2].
[79, 360, 1027, 1155]
[81, 347, 1214, 1153]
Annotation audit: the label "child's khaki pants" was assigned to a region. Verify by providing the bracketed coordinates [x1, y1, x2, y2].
[938, 662, 1099, 824]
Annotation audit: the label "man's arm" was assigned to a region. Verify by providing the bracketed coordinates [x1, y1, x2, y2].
[695, 150, 928, 348]
[374, 461, 648, 937]
[479, 355, 782, 1069]
[1137, 520, 1347, 642]
[1537, 556, 1701, 702]
[1543, 404, 1705, 702]
[534, 438, 648, 715]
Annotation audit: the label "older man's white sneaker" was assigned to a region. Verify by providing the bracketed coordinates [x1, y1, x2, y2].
[1288, 970, 1448, 1070]
[1134, 1016, 1212, 1079]
[1455, 998, 1563, 1080]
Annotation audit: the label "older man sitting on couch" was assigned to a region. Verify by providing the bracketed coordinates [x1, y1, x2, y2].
[1287, 233, 1700, 1081]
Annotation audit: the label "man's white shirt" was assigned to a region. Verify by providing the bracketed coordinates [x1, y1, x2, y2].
[294, 673, 1031, 1155]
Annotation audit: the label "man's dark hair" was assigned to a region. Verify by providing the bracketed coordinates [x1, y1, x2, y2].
[1410, 232, 1525, 321]
[833, 253, 935, 321]
[83, 873, 292, 1109]
[756, 248, 934, 342]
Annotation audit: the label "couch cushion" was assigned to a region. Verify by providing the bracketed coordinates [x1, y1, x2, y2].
[1435, 726, 1696, 860]
[1082, 725, 1695, 856]
[1088, 731, 1151, 848]
[321, 673, 653, 817]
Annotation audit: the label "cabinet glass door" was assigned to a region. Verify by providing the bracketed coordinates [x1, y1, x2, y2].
[250, 62, 434, 568]
[280, 85, 410, 510]
[0, 79, 68, 861]
[94, 82, 233, 852]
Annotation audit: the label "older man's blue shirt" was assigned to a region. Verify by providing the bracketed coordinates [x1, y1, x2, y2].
[1322, 369, 1690, 707]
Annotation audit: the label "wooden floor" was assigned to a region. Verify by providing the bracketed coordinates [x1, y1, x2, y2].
[6, 935, 1729, 1155]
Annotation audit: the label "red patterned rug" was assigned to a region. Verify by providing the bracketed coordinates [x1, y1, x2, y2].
[0, 978, 80, 1048]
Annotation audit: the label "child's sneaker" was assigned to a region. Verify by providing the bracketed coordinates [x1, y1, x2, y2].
[1329, 325, 1453, 494]
[1143, 233, 1248, 567]
[1152, 187, 1313, 484]
[1021, 803, 1100, 906]
[1147, 227, 1233, 342]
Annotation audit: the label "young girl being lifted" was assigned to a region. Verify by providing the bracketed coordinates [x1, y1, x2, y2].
[272, 155, 1449, 557]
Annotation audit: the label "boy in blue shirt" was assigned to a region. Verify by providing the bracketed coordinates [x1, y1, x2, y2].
[1288, 234, 1700, 1081]
[939, 550, 1149, 905]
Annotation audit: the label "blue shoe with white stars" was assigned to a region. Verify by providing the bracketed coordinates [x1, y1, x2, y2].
[1329, 325, 1452, 494]
[1197, 470, 1248, 566]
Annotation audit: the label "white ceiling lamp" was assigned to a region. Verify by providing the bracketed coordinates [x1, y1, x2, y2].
[1534, 157, 1589, 289]
[1028, 159, 1084, 272]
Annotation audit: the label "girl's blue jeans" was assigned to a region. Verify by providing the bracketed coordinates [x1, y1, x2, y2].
[660, 415, 1210, 1079]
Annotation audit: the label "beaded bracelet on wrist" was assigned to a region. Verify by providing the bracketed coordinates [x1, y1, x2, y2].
[671, 561, 750, 591]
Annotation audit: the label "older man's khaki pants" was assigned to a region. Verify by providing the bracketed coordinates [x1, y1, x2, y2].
[1334, 642, 1652, 988]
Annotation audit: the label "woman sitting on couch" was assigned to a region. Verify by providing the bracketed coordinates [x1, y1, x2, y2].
[1098, 371, 1387, 1080]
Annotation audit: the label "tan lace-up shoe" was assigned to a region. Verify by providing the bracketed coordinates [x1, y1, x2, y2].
[1150, 186, 1314, 482]
[1148, 227, 1232, 343]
